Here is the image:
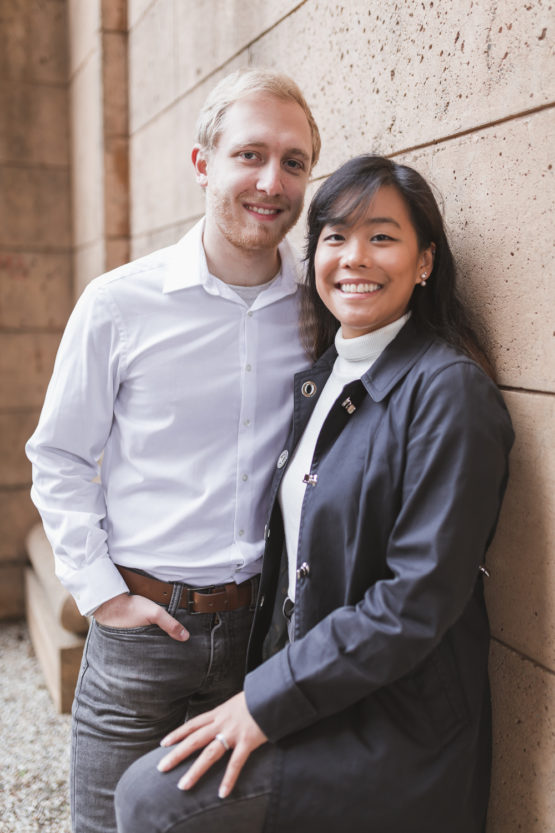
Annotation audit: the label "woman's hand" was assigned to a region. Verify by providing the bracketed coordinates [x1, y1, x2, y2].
[156, 692, 268, 798]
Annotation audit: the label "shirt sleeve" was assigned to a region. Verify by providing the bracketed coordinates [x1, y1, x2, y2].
[25, 281, 130, 615]
[244, 360, 514, 741]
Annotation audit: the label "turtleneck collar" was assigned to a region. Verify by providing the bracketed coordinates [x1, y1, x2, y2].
[333, 313, 410, 380]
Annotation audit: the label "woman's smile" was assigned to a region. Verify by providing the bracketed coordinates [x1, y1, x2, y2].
[314, 185, 434, 339]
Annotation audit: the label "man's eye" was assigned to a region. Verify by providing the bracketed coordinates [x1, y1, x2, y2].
[285, 159, 304, 170]
[240, 152, 258, 160]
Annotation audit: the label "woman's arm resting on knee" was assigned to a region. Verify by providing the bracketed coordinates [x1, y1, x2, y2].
[156, 692, 268, 798]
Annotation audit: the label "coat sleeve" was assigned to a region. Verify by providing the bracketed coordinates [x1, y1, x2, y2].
[25, 282, 130, 615]
[244, 359, 514, 741]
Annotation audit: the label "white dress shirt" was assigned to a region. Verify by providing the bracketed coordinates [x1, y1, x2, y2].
[26, 219, 309, 615]
[279, 315, 409, 601]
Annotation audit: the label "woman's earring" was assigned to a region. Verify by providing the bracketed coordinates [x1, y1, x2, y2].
[419, 273, 427, 287]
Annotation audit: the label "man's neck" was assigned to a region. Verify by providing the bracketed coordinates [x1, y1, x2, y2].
[202, 224, 282, 287]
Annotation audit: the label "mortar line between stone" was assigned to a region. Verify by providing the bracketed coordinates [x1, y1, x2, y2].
[500, 385, 554, 397]
[387, 102, 555, 158]
[491, 636, 555, 676]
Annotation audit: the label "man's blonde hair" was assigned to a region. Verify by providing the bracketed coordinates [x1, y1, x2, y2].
[195, 68, 321, 169]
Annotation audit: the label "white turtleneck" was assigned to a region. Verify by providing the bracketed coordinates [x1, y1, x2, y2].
[279, 314, 410, 602]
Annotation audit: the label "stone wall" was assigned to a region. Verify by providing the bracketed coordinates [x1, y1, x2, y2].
[126, 2, 554, 829]
[2, 0, 552, 828]
[0, 0, 72, 616]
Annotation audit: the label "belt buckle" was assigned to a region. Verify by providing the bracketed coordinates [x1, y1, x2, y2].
[186, 585, 216, 614]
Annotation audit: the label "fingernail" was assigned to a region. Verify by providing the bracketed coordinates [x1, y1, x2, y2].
[218, 785, 228, 800]
[159, 738, 169, 747]
[178, 776, 191, 791]
[179, 629, 189, 641]
[157, 758, 169, 772]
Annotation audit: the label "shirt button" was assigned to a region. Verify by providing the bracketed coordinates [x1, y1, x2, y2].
[243, 419, 251, 426]
[238, 529, 244, 537]
[246, 364, 252, 372]
[242, 473, 248, 482]
[247, 311, 254, 317]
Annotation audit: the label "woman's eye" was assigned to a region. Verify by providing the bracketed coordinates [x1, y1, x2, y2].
[323, 233, 345, 242]
[371, 233, 393, 242]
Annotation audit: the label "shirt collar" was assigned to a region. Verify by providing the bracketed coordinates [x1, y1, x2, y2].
[163, 216, 303, 303]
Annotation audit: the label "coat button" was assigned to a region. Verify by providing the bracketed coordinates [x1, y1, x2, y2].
[296, 562, 310, 579]
[301, 381, 317, 398]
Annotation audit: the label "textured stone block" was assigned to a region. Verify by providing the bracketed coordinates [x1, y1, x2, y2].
[101, 0, 127, 32]
[248, 0, 554, 177]
[0, 490, 39, 561]
[174, 0, 301, 97]
[0, 0, 68, 83]
[74, 241, 105, 296]
[486, 391, 555, 672]
[0, 412, 40, 486]
[105, 237, 130, 274]
[0, 562, 25, 619]
[70, 52, 104, 247]
[128, 0, 155, 29]
[403, 109, 555, 392]
[102, 31, 129, 137]
[129, 0, 175, 132]
[104, 135, 130, 238]
[487, 641, 555, 833]
[0, 333, 60, 409]
[0, 251, 72, 329]
[67, 0, 100, 76]
[130, 59, 243, 237]
[0, 168, 71, 249]
[0, 81, 69, 167]
[131, 220, 193, 261]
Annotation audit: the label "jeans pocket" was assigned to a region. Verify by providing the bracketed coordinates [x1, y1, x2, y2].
[93, 620, 163, 636]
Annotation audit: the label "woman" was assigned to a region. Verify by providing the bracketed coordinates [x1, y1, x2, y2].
[115, 156, 514, 833]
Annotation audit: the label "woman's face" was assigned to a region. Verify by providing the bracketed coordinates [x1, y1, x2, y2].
[314, 185, 434, 338]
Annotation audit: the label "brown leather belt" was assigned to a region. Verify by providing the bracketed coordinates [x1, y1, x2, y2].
[116, 565, 258, 614]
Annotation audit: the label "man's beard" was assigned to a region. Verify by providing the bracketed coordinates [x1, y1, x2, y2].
[207, 190, 303, 252]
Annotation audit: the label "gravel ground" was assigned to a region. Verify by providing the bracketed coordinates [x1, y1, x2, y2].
[0, 620, 72, 833]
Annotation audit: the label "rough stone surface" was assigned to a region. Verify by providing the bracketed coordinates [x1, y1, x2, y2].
[403, 110, 555, 392]
[0, 620, 71, 832]
[70, 50, 104, 248]
[0, 251, 72, 329]
[0, 491, 40, 561]
[0, 0, 68, 83]
[486, 391, 555, 672]
[0, 333, 60, 409]
[0, 81, 69, 167]
[248, 0, 554, 177]
[0, 564, 25, 617]
[0, 168, 71, 250]
[0, 412, 39, 486]
[488, 640, 555, 833]
[174, 0, 301, 100]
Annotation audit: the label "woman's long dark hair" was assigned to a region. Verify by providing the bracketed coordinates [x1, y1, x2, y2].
[301, 155, 492, 375]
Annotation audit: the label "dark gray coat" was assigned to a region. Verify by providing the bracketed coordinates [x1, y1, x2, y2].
[244, 319, 514, 833]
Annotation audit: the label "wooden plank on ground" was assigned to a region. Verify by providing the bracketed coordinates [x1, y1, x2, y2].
[25, 567, 86, 713]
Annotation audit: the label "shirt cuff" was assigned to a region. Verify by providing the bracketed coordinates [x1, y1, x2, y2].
[63, 557, 131, 616]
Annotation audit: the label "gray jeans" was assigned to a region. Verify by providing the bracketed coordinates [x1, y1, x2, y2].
[115, 741, 275, 833]
[71, 601, 254, 833]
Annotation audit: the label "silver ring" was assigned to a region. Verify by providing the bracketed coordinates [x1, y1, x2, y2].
[215, 732, 230, 751]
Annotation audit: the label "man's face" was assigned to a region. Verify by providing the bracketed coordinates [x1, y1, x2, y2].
[195, 93, 313, 254]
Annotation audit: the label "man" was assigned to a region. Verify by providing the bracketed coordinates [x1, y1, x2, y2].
[26, 68, 320, 833]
